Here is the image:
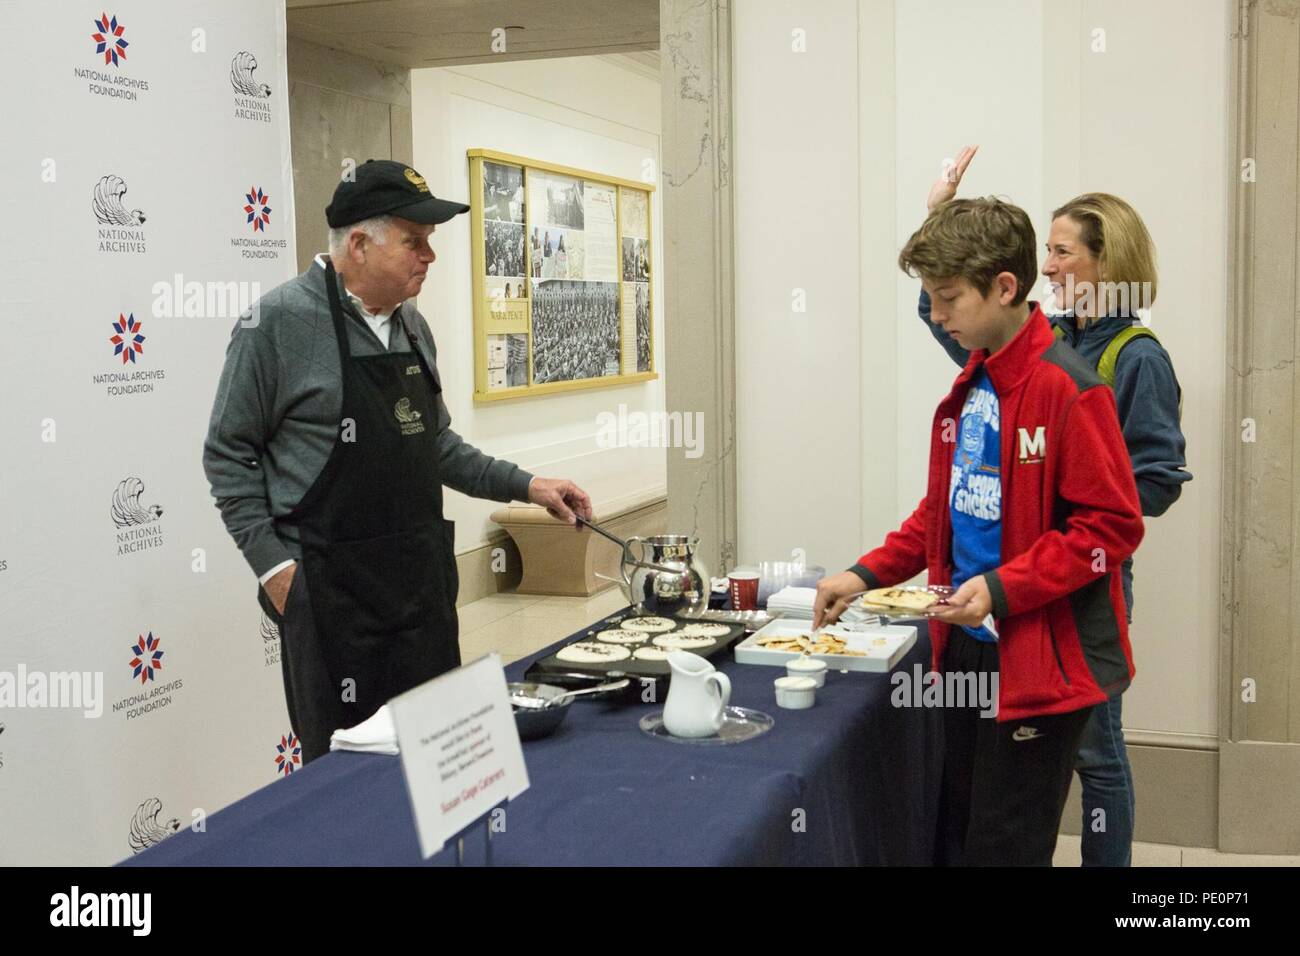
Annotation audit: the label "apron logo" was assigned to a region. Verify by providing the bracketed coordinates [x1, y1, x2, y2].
[394, 397, 425, 436]
[405, 364, 421, 376]
[1017, 425, 1046, 464]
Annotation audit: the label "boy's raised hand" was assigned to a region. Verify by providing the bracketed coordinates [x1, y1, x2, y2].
[927, 144, 979, 213]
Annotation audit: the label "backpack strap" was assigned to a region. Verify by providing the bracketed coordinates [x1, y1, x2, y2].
[1098, 324, 1182, 419]
[1098, 325, 1160, 390]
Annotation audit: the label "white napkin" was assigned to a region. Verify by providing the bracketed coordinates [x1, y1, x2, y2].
[329, 704, 399, 756]
[765, 586, 818, 617]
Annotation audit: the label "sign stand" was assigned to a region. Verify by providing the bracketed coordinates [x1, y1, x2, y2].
[451, 799, 506, 867]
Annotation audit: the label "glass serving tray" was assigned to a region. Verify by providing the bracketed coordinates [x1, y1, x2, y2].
[638, 706, 774, 745]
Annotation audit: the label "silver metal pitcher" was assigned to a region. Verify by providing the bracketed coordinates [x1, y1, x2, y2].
[620, 534, 710, 618]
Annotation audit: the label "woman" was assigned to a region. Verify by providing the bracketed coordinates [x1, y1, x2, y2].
[919, 146, 1191, 867]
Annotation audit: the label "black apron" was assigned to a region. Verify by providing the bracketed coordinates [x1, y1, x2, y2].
[266, 262, 460, 762]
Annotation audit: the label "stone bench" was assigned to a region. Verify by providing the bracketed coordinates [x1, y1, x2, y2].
[490, 489, 667, 597]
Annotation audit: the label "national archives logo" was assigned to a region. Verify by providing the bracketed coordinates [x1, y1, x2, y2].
[93, 174, 148, 255]
[75, 13, 151, 102]
[111, 477, 165, 557]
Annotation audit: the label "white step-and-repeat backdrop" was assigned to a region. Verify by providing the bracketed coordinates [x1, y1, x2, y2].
[0, 0, 299, 865]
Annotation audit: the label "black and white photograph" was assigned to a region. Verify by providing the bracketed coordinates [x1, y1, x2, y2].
[487, 333, 529, 389]
[482, 160, 524, 223]
[530, 280, 620, 384]
[485, 219, 525, 278]
[633, 281, 651, 372]
[505, 333, 528, 387]
[533, 173, 585, 229]
[621, 236, 649, 282]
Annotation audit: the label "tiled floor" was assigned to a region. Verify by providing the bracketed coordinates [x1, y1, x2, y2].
[458, 587, 630, 666]
[1052, 834, 1300, 867]
[458, 590, 1300, 867]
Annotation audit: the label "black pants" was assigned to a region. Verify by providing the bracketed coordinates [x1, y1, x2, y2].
[260, 570, 344, 765]
[935, 630, 1094, 866]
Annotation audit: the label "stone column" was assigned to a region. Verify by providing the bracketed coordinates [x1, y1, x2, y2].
[1218, 0, 1300, 854]
[660, 0, 738, 576]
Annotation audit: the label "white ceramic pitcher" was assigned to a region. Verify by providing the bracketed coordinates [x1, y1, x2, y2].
[663, 651, 731, 738]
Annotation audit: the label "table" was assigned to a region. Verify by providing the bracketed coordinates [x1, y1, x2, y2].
[122, 612, 942, 866]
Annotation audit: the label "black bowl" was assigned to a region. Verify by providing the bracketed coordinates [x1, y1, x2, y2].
[509, 682, 573, 740]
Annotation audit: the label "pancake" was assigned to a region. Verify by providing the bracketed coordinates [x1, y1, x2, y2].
[595, 629, 646, 644]
[861, 587, 940, 611]
[651, 633, 716, 650]
[677, 622, 731, 638]
[555, 642, 631, 664]
[619, 616, 676, 634]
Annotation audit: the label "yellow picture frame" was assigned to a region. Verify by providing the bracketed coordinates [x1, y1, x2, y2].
[468, 148, 657, 402]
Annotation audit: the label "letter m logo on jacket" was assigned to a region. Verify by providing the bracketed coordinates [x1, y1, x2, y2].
[1017, 425, 1046, 463]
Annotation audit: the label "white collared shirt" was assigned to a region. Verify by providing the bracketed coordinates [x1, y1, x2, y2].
[313, 253, 396, 348]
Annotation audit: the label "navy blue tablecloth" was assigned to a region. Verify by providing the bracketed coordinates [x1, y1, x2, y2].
[122, 612, 941, 866]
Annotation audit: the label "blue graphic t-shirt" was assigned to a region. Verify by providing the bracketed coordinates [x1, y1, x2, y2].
[949, 368, 1002, 641]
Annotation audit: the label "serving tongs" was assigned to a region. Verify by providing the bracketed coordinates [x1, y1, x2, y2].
[575, 514, 683, 576]
[510, 678, 631, 710]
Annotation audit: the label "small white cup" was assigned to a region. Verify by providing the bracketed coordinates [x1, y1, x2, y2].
[774, 675, 816, 709]
[786, 656, 827, 687]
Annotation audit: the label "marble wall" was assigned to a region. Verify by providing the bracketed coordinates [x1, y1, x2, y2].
[286, 36, 413, 274]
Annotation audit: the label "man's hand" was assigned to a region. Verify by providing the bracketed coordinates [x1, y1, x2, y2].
[527, 477, 592, 526]
[927, 144, 979, 213]
[813, 571, 868, 629]
[264, 562, 297, 616]
[934, 575, 993, 628]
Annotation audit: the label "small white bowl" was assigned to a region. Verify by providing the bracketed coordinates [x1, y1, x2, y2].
[774, 675, 816, 709]
[786, 656, 827, 687]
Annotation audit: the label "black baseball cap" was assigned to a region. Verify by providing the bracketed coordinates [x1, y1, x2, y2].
[326, 159, 470, 228]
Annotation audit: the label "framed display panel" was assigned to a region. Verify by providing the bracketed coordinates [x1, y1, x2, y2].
[468, 148, 657, 402]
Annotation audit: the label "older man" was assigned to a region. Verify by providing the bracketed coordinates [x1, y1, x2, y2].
[203, 159, 590, 762]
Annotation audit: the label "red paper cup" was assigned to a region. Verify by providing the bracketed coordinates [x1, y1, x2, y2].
[729, 571, 760, 611]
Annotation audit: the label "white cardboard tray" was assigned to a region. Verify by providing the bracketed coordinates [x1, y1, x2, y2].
[734, 619, 917, 673]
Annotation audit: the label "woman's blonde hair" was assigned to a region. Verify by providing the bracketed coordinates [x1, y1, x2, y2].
[1052, 192, 1158, 314]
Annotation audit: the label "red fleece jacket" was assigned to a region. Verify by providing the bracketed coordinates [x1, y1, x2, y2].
[853, 307, 1144, 721]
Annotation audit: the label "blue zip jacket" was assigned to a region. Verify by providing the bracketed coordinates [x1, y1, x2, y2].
[918, 289, 1191, 616]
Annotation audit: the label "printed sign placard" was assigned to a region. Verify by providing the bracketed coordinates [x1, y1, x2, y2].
[389, 654, 529, 858]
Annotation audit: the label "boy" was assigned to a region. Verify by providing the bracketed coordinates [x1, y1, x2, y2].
[919, 149, 1190, 867]
[814, 197, 1144, 865]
